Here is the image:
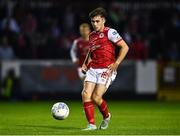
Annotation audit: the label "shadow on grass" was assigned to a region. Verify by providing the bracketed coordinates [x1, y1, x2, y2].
[16, 124, 79, 130]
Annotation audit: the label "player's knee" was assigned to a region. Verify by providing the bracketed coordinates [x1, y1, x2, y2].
[81, 90, 85, 98]
[81, 90, 91, 99]
[92, 93, 101, 104]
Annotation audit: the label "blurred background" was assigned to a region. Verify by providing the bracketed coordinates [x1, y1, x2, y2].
[0, 0, 180, 101]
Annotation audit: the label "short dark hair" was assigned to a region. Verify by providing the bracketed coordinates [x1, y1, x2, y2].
[80, 23, 91, 29]
[89, 7, 107, 18]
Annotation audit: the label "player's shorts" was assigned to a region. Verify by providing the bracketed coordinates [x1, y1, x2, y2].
[85, 67, 117, 88]
[77, 67, 86, 79]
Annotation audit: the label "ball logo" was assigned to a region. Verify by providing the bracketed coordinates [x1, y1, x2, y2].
[99, 33, 104, 38]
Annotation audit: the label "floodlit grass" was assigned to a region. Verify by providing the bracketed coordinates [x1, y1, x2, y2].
[0, 101, 180, 135]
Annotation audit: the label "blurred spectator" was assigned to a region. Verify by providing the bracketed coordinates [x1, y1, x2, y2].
[127, 35, 149, 60]
[22, 13, 37, 35]
[109, 3, 121, 26]
[63, 6, 75, 34]
[0, 1, 179, 61]
[129, 13, 140, 35]
[123, 26, 132, 45]
[50, 19, 61, 40]
[1, 69, 20, 100]
[166, 42, 179, 61]
[0, 36, 16, 60]
[172, 14, 180, 29]
[1, 16, 20, 33]
[0, 19, 2, 31]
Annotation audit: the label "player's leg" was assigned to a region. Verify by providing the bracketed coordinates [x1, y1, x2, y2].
[92, 69, 117, 129]
[81, 81, 97, 130]
[82, 81, 96, 102]
[92, 84, 111, 130]
[92, 84, 109, 118]
[81, 68, 97, 130]
[92, 69, 117, 107]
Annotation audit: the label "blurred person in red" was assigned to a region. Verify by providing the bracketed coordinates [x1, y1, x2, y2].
[22, 13, 37, 35]
[127, 35, 149, 60]
[81, 7, 129, 130]
[70, 23, 91, 81]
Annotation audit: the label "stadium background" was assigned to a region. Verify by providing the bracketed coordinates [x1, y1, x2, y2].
[0, 0, 180, 135]
[0, 0, 179, 101]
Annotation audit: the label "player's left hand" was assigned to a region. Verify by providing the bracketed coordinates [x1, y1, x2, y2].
[108, 62, 119, 72]
[81, 63, 88, 74]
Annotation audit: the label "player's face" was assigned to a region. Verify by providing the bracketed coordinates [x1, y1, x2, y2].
[91, 15, 105, 32]
[80, 27, 90, 38]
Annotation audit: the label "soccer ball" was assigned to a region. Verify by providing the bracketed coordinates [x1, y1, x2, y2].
[51, 102, 69, 120]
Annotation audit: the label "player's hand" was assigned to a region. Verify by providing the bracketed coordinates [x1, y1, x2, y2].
[108, 62, 119, 72]
[81, 63, 87, 74]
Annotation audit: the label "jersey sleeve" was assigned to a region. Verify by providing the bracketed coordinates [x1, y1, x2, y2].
[70, 40, 78, 63]
[108, 28, 122, 44]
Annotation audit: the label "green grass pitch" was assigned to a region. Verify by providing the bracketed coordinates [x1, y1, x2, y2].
[0, 101, 180, 135]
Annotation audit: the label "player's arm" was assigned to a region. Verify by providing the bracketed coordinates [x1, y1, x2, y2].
[70, 40, 79, 65]
[81, 49, 91, 73]
[108, 29, 129, 72]
[110, 40, 129, 71]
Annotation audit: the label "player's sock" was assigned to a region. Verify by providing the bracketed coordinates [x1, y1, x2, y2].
[98, 100, 109, 119]
[83, 101, 95, 124]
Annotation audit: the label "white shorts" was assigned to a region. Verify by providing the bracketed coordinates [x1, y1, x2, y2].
[85, 67, 117, 88]
[77, 67, 86, 79]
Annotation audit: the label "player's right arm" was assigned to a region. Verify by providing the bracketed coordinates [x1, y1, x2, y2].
[81, 49, 91, 74]
[70, 40, 79, 65]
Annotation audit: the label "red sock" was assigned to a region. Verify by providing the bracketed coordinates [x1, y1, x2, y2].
[98, 100, 109, 119]
[83, 101, 95, 124]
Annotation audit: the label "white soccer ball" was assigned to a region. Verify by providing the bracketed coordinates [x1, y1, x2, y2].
[51, 102, 69, 120]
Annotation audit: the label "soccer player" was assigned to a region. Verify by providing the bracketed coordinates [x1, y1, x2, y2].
[81, 7, 129, 130]
[70, 23, 91, 81]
